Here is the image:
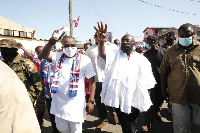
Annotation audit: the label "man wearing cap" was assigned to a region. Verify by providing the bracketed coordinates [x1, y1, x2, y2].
[158, 31, 176, 115]
[142, 35, 163, 131]
[163, 31, 176, 49]
[0, 39, 44, 125]
[158, 31, 176, 60]
[160, 23, 200, 133]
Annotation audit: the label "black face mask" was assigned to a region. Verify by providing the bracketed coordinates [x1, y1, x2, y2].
[1, 51, 18, 63]
[166, 38, 174, 44]
[121, 43, 133, 54]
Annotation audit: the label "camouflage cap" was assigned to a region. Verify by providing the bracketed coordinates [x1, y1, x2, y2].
[0, 39, 22, 49]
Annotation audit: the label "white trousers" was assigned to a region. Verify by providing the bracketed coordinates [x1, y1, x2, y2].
[172, 103, 200, 133]
[55, 116, 82, 133]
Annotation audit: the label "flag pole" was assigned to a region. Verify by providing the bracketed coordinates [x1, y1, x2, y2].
[69, 0, 73, 36]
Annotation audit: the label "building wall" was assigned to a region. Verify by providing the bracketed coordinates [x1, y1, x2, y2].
[0, 16, 35, 38]
[143, 28, 157, 40]
[194, 27, 200, 40]
[158, 29, 178, 45]
[0, 36, 62, 54]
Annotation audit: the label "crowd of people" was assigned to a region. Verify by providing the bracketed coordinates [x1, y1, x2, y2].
[0, 22, 200, 133]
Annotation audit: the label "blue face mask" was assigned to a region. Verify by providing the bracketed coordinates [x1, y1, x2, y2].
[146, 44, 151, 49]
[179, 37, 193, 47]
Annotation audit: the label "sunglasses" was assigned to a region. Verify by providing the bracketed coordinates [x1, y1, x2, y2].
[62, 44, 76, 48]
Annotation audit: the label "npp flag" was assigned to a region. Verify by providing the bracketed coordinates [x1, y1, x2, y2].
[73, 16, 80, 27]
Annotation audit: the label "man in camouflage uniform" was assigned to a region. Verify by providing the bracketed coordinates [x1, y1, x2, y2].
[0, 39, 45, 126]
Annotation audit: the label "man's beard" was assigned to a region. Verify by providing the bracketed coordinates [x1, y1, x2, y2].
[121, 43, 133, 54]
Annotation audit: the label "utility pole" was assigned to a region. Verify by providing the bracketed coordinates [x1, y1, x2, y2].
[69, 0, 73, 36]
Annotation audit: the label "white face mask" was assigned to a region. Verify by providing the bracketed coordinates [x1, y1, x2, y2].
[63, 47, 77, 57]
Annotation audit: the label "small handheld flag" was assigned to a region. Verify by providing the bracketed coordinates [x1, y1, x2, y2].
[73, 16, 80, 27]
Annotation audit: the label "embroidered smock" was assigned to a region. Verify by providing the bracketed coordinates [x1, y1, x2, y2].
[101, 48, 156, 114]
[50, 52, 96, 123]
[85, 42, 118, 82]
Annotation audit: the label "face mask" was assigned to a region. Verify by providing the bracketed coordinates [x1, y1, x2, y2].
[179, 37, 193, 47]
[121, 43, 133, 54]
[166, 38, 174, 44]
[146, 44, 151, 49]
[63, 47, 77, 57]
[1, 50, 18, 62]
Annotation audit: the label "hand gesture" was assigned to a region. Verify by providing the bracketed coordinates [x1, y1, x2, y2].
[94, 21, 107, 40]
[50, 27, 66, 41]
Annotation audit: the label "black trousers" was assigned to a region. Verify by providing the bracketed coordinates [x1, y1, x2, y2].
[95, 82, 116, 123]
[46, 98, 59, 132]
[144, 87, 163, 125]
[115, 107, 140, 133]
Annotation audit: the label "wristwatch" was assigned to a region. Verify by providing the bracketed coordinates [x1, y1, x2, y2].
[88, 99, 95, 104]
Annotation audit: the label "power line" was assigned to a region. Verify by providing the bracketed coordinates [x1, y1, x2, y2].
[87, 0, 117, 31]
[24, 0, 68, 21]
[187, 0, 200, 2]
[138, 0, 197, 16]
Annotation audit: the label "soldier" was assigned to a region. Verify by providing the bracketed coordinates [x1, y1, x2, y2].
[0, 39, 44, 126]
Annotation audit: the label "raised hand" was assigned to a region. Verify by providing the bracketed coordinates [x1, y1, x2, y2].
[94, 21, 107, 40]
[51, 27, 65, 41]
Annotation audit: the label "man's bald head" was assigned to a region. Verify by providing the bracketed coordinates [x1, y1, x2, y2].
[121, 34, 135, 43]
[61, 36, 76, 46]
[178, 23, 195, 38]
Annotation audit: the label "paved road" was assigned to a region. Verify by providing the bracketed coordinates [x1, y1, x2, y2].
[41, 102, 174, 133]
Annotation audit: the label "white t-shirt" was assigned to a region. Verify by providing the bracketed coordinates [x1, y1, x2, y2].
[85, 42, 118, 82]
[101, 49, 156, 114]
[50, 52, 96, 123]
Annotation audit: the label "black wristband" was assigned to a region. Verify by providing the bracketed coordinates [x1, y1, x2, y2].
[88, 100, 95, 104]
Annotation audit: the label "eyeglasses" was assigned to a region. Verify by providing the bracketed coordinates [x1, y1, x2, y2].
[62, 44, 76, 48]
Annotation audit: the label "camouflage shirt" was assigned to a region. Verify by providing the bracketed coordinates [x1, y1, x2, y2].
[4, 54, 43, 104]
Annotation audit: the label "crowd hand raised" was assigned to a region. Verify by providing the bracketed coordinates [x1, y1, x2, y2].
[94, 21, 107, 40]
[16, 42, 23, 49]
[50, 27, 66, 42]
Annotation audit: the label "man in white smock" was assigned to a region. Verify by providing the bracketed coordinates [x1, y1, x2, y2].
[39, 30, 96, 133]
[94, 21, 156, 133]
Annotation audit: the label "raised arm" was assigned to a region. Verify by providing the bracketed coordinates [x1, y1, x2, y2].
[38, 38, 55, 62]
[21, 46, 34, 61]
[94, 21, 107, 60]
[38, 29, 65, 62]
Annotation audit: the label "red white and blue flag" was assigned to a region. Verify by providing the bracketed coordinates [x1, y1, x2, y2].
[73, 16, 80, 27]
